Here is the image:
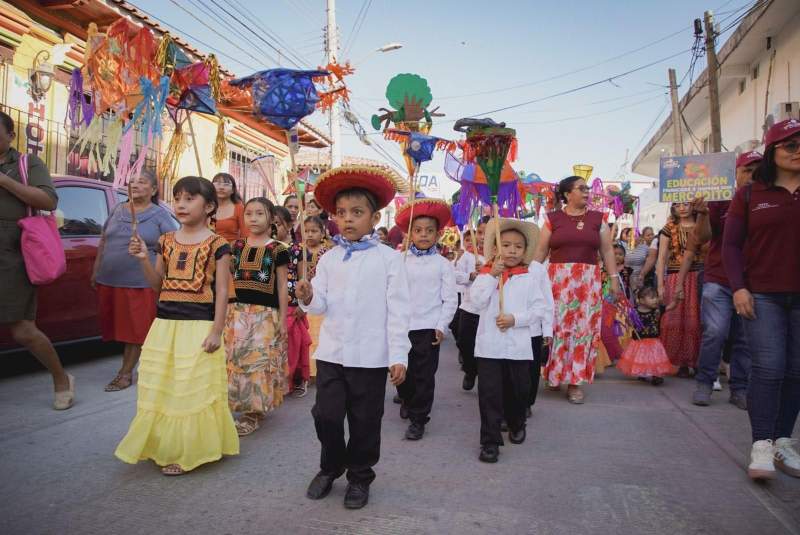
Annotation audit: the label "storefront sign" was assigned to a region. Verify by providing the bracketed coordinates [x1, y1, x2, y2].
[659, 152, 736, 202]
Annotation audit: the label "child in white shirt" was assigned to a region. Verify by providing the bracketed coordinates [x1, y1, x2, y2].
[470, 218, 551, 463]
[394, 199, 458, 440]
[296, 166, 410, 510]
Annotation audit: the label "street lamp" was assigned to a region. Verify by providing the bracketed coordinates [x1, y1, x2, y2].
[377, 43, 403, 53]
[29, 50, 54, 102]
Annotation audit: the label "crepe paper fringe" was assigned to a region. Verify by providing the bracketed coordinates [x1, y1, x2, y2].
[155, 32, 171, 70]
[207, 54, 221, 102]
[66, 69, 94, 131]
[159, 124, 188, 185]
[213, 117, 226, 167]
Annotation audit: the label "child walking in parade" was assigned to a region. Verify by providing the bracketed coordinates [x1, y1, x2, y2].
[301, 215, 331, 384]
[295, 166, 410, 509]
[470, 218, 550, 463]
[225, 197, 290, 436]
[617, 286, 674, 385]
[115, 176, 239, 476]
[454, 216, 490, 390]
[393, 199, 458, 440]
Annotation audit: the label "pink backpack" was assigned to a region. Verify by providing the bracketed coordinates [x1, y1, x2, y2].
[16, 154, 66, 285]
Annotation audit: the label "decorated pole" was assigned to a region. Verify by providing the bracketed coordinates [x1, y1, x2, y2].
[286, 127, 308, 280]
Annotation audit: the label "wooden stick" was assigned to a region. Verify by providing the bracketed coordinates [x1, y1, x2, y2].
[285, 129, 307, 280]
[128, 181, 138, 237]
[402, 162, 421, 258]
[494, 202, 504, 314]
[186, 113, 203, 177]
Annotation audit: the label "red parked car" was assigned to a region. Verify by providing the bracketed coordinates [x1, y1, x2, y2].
[0, 176, 174, 351]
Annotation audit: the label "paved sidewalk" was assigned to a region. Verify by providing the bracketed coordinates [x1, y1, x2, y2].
[0, 339, 798, 534]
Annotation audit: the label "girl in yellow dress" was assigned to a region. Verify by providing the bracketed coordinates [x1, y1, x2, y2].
[115, 176, 239, 476]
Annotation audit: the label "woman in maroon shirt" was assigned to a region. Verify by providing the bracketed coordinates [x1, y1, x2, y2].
[722, 119, 800, 481]
[534, 176, 620, 404]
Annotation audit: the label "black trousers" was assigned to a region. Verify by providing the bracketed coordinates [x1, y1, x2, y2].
[397, 329, 440, 424]
[312, 361, 387, 484]
[476, 357, 532, 446]
[456, 310, 480, 377]
[529, 336, 544, 407]
[449, 294, 462, 339]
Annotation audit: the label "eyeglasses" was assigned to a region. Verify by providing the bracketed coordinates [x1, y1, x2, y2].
[777, 140, 800, 154]
[572, 185, 590, 193]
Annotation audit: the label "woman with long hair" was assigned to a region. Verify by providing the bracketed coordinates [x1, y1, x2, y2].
[533, 175, 620, 404]
[212, 172, 248, 242]
[723, 119, 800, 481]
[656, 202, 703, 377]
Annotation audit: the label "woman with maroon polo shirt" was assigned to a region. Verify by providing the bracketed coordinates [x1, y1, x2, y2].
[534, 175, 620, 404]
[723, 119, 800, 481]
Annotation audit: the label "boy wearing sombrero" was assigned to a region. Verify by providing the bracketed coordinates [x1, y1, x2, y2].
[394, 199, 458, 441]
[296, 166, 411, 509]
[470, 218, 552, 463]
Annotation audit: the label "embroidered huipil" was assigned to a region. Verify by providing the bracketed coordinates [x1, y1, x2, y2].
[454, 250, 486, 314]
[470, 269, 550, 360]
[405, 252, 458, 333]
[230, 239, 290, 308]
[299, 240, 411, 368]
[526, 261, 555, 338]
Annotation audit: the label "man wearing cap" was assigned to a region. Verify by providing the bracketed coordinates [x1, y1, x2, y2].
[686, 150, 760, 408]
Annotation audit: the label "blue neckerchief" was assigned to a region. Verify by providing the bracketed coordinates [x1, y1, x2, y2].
[333, 231, 379, 261]
[409, 244, 439, 257]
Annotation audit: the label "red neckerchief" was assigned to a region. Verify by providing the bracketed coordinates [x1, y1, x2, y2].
[479, 261, 528, 286]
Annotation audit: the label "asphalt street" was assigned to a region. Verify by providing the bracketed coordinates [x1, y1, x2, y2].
[0, 338, 798, 535]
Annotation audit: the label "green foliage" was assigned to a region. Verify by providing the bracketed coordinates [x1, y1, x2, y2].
[385, 74, 433, 109]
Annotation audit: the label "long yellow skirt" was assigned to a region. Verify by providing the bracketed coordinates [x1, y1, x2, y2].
[308, 314, 323, 378]
[115, 318, 240, 471]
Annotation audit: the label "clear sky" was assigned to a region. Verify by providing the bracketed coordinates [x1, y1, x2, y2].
[134, 0, 749, 198]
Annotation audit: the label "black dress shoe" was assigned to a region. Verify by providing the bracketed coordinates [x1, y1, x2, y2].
[462, 374, 476, 391]
[343, 482, 369, 509]
[392, 394, 401, 404]
[306, 471, 338, 500]
[405, 422, 425, 440]
[399, 404, 409, 420]
[500, 420, 509, 432]
[479, 445, 499, 463]
[508, 427, 526, 444]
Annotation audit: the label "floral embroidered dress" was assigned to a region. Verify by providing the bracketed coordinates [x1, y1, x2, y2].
[544, 210, 607, 386]
[226, 239, 290, 416]
[115, 232, 239, 471]
[658, 220, 704, 368]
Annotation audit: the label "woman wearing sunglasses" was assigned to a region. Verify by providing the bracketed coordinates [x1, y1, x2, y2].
[534, 175, 620, 404]
[723, 119, 800, 481]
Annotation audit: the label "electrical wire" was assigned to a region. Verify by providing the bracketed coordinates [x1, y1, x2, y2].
[343, 0, 373, 58]
[513, 94, 665, 126]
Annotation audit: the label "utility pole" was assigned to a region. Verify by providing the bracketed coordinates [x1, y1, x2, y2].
[704, 11, 722, 152]
[668, 68, 684, 156]
[326, 0, 342, 167]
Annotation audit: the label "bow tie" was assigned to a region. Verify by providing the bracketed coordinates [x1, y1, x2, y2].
[333, 232, 379, 261]
[409, 244, 439, 257]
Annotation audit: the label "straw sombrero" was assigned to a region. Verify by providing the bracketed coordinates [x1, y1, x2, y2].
[483, 218, 539, 265]
[313, 165, 403, 214]
[395, 198, 452, 230]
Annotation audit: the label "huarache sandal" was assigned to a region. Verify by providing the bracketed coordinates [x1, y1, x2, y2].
[566, 386, 585, 405]
[104, 373, 133, 392]
[235, 416, 259, 436]
[53, 374, 75, 410]
[161, 464, 185, 476]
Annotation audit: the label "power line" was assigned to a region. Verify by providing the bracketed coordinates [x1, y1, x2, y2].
[514, 94, 665, 126]
[343, 0, 374, 58]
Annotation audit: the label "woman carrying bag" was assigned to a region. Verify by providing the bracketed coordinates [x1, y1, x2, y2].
[0, 110, 74, 410]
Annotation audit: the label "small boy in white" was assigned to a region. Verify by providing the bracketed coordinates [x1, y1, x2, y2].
[394, 199, 458, 440]
[470, 218, 551, 463]
[296, 167, 410, 510]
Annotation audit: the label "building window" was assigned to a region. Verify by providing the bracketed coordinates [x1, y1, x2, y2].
[739, 79, 746, 95]
[228, 147, 265, 201]
[752, 64, 759, 80]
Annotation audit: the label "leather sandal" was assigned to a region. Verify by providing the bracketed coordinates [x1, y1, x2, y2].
[567, 386, 585, 405]
[161, 464, 185, 476]
[104, 373, 133, 392]
[53, 374, 75, 410]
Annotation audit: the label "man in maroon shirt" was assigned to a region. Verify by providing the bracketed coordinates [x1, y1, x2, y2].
[687, 151, 761, 408]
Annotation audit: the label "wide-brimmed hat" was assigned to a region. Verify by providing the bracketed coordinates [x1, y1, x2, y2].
[735, 150, 763, 168]
[483, 217, 539, 265]
[764, 118, 800, 149]
[313, 165, 403, 214]
[395, 198, 452, 230]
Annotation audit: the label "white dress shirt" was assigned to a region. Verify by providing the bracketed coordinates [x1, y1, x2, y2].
[300, 242, 411, 368]
[405, 252, 458, 333]
[470, 268, 550, 360]
[526, 261, 555, 338]
[455, 251, 486, 315]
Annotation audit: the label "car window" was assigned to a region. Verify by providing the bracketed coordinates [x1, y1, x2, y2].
[55, 186, 108, 236]
[115, 190, 128, 203]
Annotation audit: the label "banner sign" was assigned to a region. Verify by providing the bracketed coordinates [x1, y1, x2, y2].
[659, 152, 736, 202]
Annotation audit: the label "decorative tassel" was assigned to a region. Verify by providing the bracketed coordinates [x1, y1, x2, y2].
[156, 32, 172, 70]
[74, 114, 104, 173]
[66, 69, 85, 131]
[207, 54, 221, 102]
[212, 116, 226, 167]
[159, 124, 187, 184]
[100, 119, 124, 175]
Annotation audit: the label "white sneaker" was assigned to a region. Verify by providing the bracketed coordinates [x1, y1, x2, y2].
[713, 379, 722, 391]
[748, 440, 776, 480]
[775, 438, 800, 478]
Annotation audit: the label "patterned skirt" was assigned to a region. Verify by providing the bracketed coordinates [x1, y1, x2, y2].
[115, 319, 239, 471]
[308, 314, 323, 377]
[545, 262, 603, 386]
[224, 303, 287, 416]
[660, 271, 701, 368]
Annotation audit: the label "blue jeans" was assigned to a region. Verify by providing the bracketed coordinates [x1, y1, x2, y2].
[743, 293, 800, 442]
[695, 282, 750, 393]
